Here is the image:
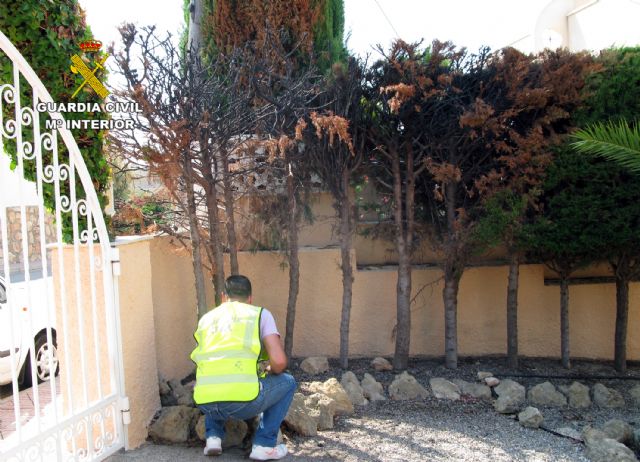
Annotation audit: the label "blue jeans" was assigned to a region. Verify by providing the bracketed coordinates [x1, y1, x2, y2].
[198, 373, 297, 447]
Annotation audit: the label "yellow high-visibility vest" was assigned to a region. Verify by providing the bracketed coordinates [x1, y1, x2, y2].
[191, 301, 263, 404]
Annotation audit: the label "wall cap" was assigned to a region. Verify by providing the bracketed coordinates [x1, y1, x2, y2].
[113, 234, 158, 246]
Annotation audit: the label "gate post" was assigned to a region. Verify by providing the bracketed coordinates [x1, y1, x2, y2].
[111, 238, 162, 449]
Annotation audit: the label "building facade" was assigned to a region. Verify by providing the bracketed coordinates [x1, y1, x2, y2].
[508, 0, 640, 53]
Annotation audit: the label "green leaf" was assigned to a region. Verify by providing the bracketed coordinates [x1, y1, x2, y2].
[571, 119, 640, 174]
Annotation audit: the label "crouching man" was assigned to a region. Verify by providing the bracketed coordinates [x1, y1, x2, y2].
[191, 275, 296, 460]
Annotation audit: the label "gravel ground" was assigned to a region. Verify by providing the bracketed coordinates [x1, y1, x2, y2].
[110, 399, 587, 461]
[286, 397, 588, 461]
[290, 356, 640, 461]
[111, 357, 640, 461]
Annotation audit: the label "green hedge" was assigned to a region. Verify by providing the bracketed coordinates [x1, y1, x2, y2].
[1, 0, 110, 241]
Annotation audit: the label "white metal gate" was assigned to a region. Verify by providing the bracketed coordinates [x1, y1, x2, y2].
[0, 30, 126, 461]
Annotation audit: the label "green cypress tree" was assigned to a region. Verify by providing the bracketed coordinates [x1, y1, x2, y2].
[571, 47, 640, 372]
[528, 47, 640, 371]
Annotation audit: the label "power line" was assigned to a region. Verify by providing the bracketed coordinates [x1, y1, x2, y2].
[373, 0, 400, 38]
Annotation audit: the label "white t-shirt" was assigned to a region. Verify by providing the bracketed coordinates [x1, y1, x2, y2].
[259, 308, 280, 340]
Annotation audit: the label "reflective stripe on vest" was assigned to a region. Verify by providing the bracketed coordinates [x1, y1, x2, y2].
[191, 302, 263, 404]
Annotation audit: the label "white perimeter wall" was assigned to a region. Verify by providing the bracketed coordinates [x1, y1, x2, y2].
[0, 151, 39, 208]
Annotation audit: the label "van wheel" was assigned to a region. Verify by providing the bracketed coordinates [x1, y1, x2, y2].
[23, 333, 59, 387]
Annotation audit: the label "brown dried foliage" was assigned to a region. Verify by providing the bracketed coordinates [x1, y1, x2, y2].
[262, 135, 295, 162]
[210, 0, 322, 56]
[112, 203, 144, 230]
[381, 83, 416, 114]
[425, 159, 463, 184]
[308, 111, 354, 153]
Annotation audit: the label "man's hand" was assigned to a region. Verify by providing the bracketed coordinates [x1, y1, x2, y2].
[263, 334, 287, 374]
[258, 360, 271, 375]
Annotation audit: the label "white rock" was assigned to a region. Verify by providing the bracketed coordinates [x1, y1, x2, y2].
[518, 406, 543, 429]
[184, 380, 195, 394]
[341, 370, 360, 386]
[371, 357, 393, 371]
[583, 426, 608, 445]
[284, 393, 318, 436]
[477, 371, 494, 381]
[603, 419, 633, 444]
[177, 395, 194, 406]
[494, 379, 525, 414]
[527, 381, 567, 407]
[565, 381, 591, 408]
[361, 373, 386, 401]
[168, 378, 182, 393]
[494, 397, 517, 414]
[158, 376, 171, 395]
[308, 378, 354, 415]
[343, 381, 368, 406]
[222, 418, 249, 448]
[195, 415, 249, 447]
[149, 405, 199, 443]
[453, 379, 492, 400]
[495, 379, 525, 400]
[195, 414, 206, 440]
[304, 393, 337, 431]
[300, 357, 329, 375]
[429, 378, 461, 400]
[341, 372, 368, 406]
[583, 426, 638, 462]
[388, 371, 429, 400]
[592, 383, 625, 408]
[484, 377, 500, 387]
[585, 438, 638, 462]
[169, 379, 192, 406]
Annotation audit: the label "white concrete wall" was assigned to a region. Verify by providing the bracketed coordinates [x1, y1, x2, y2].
[507, 0, 640, 53]
[0, 152, 39, 208]
[568, 0, 640, 52]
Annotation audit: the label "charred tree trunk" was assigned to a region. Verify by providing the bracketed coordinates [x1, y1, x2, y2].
[338, 170, 354, 369]
[443, 260, 461, 370]
[201, 147, 225, 305]
[560, 274, 571, 369]
[221, 149, 240, 275]
[443, 182, 461, 369]
[614, 275, 630, 373]
[394, 251, 412, 371]
[184, 1, 206, 318]
[284, 162, 300, 358]
[205, 184, 225, 305]
[506, 251, 520, 369]
[183, 154, 208, 319]
[392, 147, 411, 371]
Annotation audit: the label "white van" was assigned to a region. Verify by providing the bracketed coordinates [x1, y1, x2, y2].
[0, 274, 58, 387]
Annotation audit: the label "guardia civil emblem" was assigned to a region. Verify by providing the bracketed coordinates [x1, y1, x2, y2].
[70, 39, 109, 99]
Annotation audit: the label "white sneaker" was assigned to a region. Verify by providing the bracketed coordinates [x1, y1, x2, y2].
[203, 436, 222, 456]
[249, 443, 288, 460]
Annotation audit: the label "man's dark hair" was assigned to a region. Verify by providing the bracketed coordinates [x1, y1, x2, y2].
[225, 275, 252, 299]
